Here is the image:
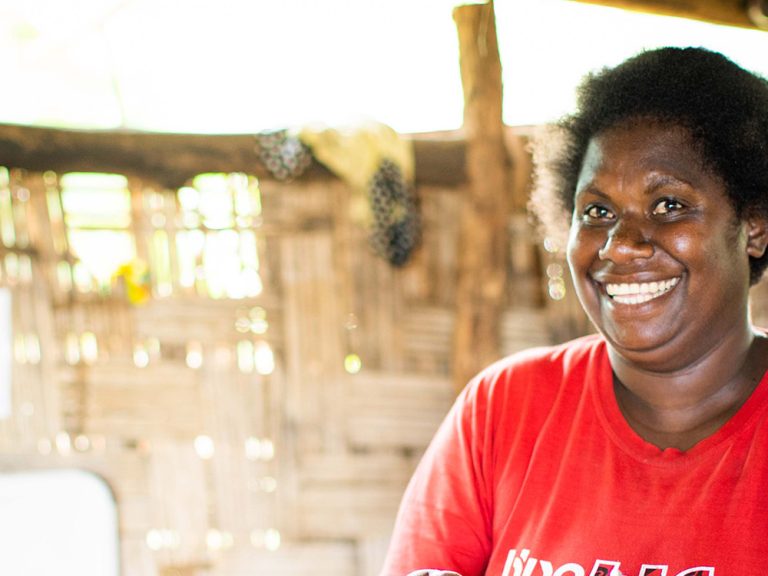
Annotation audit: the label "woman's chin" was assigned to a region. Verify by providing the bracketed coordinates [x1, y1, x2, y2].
[599, 324, 682, 367]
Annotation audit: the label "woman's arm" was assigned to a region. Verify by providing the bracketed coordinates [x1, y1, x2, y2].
[380, 377, 494, 576]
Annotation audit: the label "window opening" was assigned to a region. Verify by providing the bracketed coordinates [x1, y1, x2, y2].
[59, 172, 134, 293]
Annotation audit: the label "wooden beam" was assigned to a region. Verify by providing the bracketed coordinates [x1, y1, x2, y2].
[452, 1, 511, 393]
[0, 124, 278, 188]
[570, 0, 767, 30]
[0, 123, 467, 189]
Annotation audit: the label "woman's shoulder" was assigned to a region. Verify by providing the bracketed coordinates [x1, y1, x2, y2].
[459, 333, 607, 413]
[476, 333, 605, 386]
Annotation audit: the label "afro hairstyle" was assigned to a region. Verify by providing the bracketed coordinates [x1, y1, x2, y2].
[531, 46, 768, 284]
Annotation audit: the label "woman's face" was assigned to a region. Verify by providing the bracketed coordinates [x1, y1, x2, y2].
[566, 121, 764, 370]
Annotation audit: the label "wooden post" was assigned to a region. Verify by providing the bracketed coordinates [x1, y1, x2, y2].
[452, 1, 510, 393]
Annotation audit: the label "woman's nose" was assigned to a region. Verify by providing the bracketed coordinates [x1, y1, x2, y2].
[597, 218, 654, 262]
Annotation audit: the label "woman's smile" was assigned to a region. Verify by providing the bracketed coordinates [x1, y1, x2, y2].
[602, 276, 680, 305]
[566, 119, 756, 368]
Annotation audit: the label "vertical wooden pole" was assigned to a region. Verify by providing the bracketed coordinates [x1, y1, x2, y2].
[452, 0, 510, 393]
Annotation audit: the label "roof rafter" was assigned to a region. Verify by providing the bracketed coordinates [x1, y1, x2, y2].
[571, 0, 768, 30]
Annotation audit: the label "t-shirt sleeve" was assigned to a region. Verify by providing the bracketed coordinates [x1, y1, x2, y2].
[380, 372, 495, 576]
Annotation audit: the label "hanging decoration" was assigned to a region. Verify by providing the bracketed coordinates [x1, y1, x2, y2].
[255, 130, 313, 182]
[367, 158, 420, 266]
[298, 122, 421, 266]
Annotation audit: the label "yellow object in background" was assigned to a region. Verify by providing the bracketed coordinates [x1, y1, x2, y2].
[113, 259, 151, 305]
[299, 122, 414, 226]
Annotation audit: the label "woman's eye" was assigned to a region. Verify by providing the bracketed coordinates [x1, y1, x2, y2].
[583, 204, 614, 221]
[652, 198, 684, 215]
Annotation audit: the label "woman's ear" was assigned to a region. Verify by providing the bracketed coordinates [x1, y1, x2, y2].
[745, 214, 768, 259]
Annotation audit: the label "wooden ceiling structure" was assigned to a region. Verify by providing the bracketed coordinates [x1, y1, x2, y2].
[0, 0, 761, 188]
[0, 0, 762, 393]
[574, 0, 768, 30]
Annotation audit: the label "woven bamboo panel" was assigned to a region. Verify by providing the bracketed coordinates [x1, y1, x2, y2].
[216, 542, 356, 576]
[399, 185, 462, 307]
[148, 441, 210, 565]
[67, 362, 202, 437]
[501, 308, 552, 354]
[132, 298, 283, 346]
[0, 163, 588, 576]
[3, 153, 767, 576]
[297, 483, 406, 539]
[400, 305, 454, 375]
[344, 371, 454, 450]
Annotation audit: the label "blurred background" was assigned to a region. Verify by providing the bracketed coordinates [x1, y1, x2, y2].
[0, 1, 767, 575]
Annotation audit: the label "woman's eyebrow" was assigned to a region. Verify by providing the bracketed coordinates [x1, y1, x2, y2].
[644, 173, 692, 194]
[575, 174, 692, 200]
[575, 184, 608, 199]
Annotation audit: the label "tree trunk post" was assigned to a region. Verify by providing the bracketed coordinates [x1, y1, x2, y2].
[452, 1, 511, 393]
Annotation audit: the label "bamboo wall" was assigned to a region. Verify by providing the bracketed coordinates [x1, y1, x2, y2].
[2, 132, 768, 576]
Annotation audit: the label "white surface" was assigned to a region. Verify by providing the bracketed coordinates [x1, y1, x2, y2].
[0, 0, 765, 132]
[0, 469, 120, 576]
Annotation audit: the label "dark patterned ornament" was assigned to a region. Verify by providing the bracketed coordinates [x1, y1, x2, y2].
[368, 159, 421, 266]
[255, 130, 313, 181]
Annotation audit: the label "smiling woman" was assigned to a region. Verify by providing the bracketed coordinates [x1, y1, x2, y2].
[568, 123, 760, 373]
[382, 47, 768, 576]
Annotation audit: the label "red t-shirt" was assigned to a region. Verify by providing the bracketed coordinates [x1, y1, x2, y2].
[381, 335, 768, 576]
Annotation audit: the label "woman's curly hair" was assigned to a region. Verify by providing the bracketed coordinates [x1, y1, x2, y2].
[531, 46, 768, 284]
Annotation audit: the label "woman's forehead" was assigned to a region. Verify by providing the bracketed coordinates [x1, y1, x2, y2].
[576, 121, 720, 191]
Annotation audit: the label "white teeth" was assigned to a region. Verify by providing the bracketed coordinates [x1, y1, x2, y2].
[605, 277, 679, 304]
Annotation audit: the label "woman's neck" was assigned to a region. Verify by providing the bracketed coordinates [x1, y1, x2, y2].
[608, 328, 768, 451]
